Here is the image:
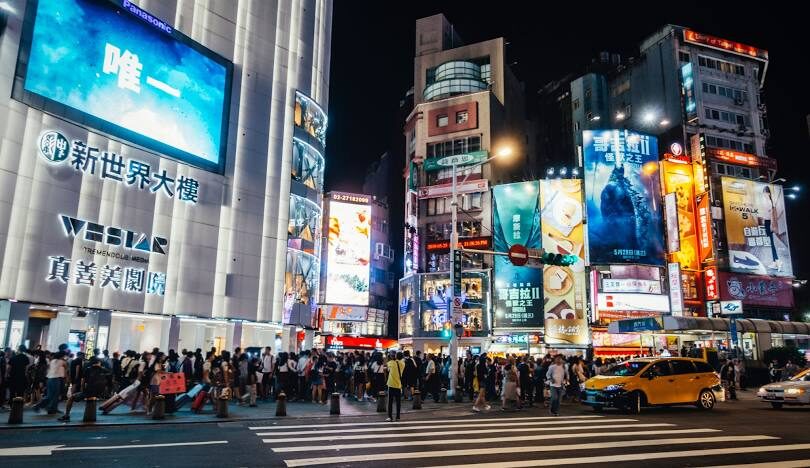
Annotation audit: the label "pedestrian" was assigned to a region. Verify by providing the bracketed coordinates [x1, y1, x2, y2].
[33, 351, 68, 415]
[261, 347, 275, 400]
[58, 356, 111, 421]
[734, 359, 746, 390]
[8, 346, 29, 399]
[501, 358, 519, 411]
[472, 354, 491, 412]
[784, 360, 799, 380]
[546, 355, 567, 416]
[720, 359, 737, 400]
[323, 353, 337, 397]
[353, 353, 368, 401]
[386, 351, 404, 422]
[424, 353, 439, 401]
[309, 355, 326, 404]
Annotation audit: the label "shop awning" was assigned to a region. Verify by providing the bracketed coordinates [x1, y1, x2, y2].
[607, 316, 810, 336]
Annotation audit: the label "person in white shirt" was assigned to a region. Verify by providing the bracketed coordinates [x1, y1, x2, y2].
[546, 355, 568, 416]
[261, 347, 275, 400]
[33, 352, 68, 414]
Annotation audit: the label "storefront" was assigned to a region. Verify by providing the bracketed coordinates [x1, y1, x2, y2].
[323, 335, 398, 353]
[607, 316, 810, 361]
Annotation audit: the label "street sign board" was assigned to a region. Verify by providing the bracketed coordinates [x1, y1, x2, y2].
[720, 300, 743, 315]
[423, 150, 488, 171]
[452, 249, 463, 296]
[451, 296, 463, 322]
[508, 244, 529, 266]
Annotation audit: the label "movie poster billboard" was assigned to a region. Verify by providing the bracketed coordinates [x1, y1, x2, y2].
[540, 179, 589, 345]
[721, 177, 793, 277]
[493, 182, 542, 328]
[661, 161, 699, 270]
[324, 200, 371, 305]
[583, 130, 665, 265]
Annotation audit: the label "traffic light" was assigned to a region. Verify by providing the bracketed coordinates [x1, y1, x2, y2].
[540, 251, 579, 266]
[442, 321, 452, 338]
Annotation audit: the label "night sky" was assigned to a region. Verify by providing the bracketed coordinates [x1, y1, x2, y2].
[325, 2, 810, 309]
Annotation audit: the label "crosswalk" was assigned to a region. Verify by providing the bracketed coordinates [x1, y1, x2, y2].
[249, 414, 810, 467]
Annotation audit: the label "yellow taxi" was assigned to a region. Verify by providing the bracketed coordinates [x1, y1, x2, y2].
[582, 357, 724, 413]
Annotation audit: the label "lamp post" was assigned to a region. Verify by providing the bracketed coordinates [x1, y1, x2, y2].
[447, 145, 512, 398]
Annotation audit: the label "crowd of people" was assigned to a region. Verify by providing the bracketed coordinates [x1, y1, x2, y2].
[2, 343, 807, 421]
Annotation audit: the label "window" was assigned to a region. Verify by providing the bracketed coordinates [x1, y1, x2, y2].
[573, 99, 580, 110]
[702, 82, 748, 103]
[704, 107, 747, 126]
[679, 51, 691, 63]
[462, 192, 483, 211]
[698, 55, 745, 77]
[456, 111, 469, 124]
[584, 88, 592, 99]
[643, 361, 672, 378]
[694, 361, 715, 373]
[427, 135, 482, 158]
[715, 163, 727, 175]
[670, 360, 697, 375]
[740, 167, 751, 179]
[437, 114, 448, 127]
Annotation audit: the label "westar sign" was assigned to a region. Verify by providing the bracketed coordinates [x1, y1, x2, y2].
[60, 214, 168, 255]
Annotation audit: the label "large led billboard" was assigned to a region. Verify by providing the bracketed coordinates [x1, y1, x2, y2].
[540, 179, 589, 345]
[493, 181, 543, 328]
[721, 177, 793, 277]
[661, 161, 699, 270]
[15, 0, 232, 173]
[583, 129, 665, 265]
[325, 200, 371, 305]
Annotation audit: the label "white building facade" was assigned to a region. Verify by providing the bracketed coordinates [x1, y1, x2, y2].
[0, 0, 332, 354]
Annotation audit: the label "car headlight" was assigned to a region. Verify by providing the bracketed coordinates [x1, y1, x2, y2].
[785, 388, 806, 395]
[758, 387, 767, 394]
[604, 384, 626, 392]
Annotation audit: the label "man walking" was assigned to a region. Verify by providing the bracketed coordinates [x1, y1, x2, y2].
[261, 347, 275, 400]
[33, 351, 68, 414]
[58, 357, 110, 421]
[386, 352, 404, 422]
[546, 355, 567, 416]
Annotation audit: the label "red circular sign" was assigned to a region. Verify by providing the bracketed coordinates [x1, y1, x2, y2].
[508, 244, 529, 266]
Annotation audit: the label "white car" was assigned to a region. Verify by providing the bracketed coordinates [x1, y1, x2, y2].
[758, 368, 810, 408]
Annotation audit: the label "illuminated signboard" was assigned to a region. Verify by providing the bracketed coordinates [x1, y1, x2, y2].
[425, 236, 491, 254]
[664, 193, 680, 254]
[683, 29, 768, 61]
[668, 263, 684, 316]
[601, 279, 662, 295]
[680, 63, 698, 123]
[721, 177, 793, 277]
[15, 0, 232, 173]
[696, 194, 714, 263]
[706, 148, 777, 170]
[661, 160, 699, 270]
[705, 266, 719, 300]
[324, 335, 397, 350]
[583, 130, 665, 265]
[493, 181, 543, 328]
[540, 179, 587, 343]
[597, 293, 670, 313]
[418, 179, 489, 199]
[325, 200, 371, 305]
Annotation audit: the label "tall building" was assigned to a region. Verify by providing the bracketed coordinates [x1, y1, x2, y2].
[399, 14, 529, 354]
[0, 0, 332, 353]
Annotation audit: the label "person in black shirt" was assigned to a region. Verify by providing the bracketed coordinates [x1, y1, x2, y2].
[464, 351, 475, 400]
[323, 353, 338, 395]
[472, 354, 490, 412]
[59, 357, 110, 421]
[69, 352, 85, 390]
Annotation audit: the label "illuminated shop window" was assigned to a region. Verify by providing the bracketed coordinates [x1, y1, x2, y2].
[294, 91, 327, 146]
[291, 138, 325, 191]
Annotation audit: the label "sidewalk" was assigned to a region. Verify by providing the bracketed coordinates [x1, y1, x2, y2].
[0, 395, 481, 430]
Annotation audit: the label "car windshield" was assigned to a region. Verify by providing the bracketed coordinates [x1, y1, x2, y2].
[789, 369, 810, 382]
[602, 361, 648, 377]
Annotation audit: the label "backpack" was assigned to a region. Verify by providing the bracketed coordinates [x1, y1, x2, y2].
[127, 361, 140, 381]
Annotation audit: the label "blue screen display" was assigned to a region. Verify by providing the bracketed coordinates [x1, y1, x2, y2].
[20, 0, 231, 173]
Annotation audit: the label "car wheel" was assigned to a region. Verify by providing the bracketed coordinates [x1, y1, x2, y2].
[592, 405, 603, 413]
[771, 402, 783, 409]
[624, 392, 642, 414]
[697, 389, 715, 410]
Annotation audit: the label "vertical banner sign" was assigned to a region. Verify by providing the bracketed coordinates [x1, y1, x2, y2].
[583, 130, 665, 265]
[668, 262, 684, 316]
[493, 182, 542, 328]
[664, 193, 681, 254]
[705, 266, 719, 301]
[721, 177, 793, 277]
[540, 179, 590, 345]
[661, 161, 699, 270]
[680, 63, 698, 123]
[696, 194, 714, 263]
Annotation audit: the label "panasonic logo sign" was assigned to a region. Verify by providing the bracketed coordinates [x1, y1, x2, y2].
[122, 0, 173, 35]
[60, 215, 168, 255]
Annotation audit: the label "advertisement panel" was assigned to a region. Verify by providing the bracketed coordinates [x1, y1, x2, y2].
[601, 279, 662, 294]
[721, 177, 793, 277]
[324, 336, 398, 351]
[696, 194, 714, 263]
[680, 62, 698, 123]
[323, 305, 368, 322]
[324, 201, 371, 305]
[597, 293, 670, 313]
[668, 263, 684, 316]
[661, 161, 699, 270]
[705, 266, 719, 301]
[583, 130, 665, 265]
[664, 193, 680, 254]
[719, 272, 794, 308]
[15, 0, 232, 173]
[419, 272, 488, 334]
[540, 179, 588, 344]
[493, 182, 542, 328]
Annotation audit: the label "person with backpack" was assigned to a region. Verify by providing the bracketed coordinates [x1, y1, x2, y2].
[402, 350, 416, 400]
[58, 357, 110, 421]
[353, 353, 368, 401]
[386, 352, 405, 421]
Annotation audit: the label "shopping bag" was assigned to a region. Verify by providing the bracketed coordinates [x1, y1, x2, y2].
[158, 372, 187, 395]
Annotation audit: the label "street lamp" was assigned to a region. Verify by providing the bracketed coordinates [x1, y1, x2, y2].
[446, 145, 511, 398]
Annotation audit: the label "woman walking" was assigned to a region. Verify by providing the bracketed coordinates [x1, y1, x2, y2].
[472, 354, 491, 412]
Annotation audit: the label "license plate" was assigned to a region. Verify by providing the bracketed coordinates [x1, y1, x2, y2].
[764, 393, 780, 400]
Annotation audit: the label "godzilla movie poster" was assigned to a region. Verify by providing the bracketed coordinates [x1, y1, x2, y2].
[583, 130, 665, 266]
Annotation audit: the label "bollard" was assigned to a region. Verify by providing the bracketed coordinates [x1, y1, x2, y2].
[151, 395, 166, 420]
[439, 387, 448, 403]
[7, 397, 24, 424]
[329, 392, 340, 415]
[412, 390, 422, 410]
[216, 394, 229, 418]
[275, 391, 287, 417]
[83, 397, 98, 423]
[376, 391, 387, 413]
[454, 386, 464, 403]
